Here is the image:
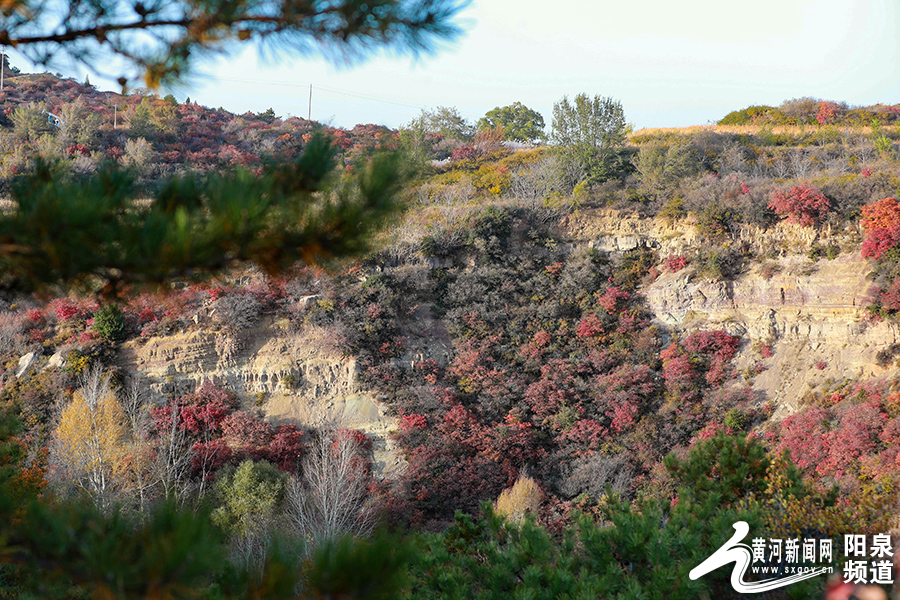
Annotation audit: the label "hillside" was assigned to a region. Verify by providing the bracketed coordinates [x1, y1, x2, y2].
[2, 69, 900, 597]
[0, 69, 395, 191]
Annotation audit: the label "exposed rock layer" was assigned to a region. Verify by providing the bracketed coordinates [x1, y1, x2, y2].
[564, 209, 897, 415]
[120, 322, 404, 478]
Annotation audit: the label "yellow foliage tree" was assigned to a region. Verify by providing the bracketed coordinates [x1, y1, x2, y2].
[494, 476, 542, 523]
[54, 369, 130, 509]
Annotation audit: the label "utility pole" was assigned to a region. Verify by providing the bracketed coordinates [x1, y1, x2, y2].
[308, 84, 312, 121]
[114, 105, 117, 128]
[1, 47, 5, 91]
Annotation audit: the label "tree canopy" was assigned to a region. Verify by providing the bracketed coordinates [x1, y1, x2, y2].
[550, 93, 629, 187]
[0, 0, 466, 88]
[477, 102, 545, 144]
[551, 93, 626, 151]
[407, 105, 475, 142]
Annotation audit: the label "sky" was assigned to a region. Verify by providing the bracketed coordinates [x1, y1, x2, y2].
[10, 0, 900, 131]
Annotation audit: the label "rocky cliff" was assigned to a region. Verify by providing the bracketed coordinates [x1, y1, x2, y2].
[564, 209, 899, 416]
[119, 321, 404, 478]
[112, 208, 896, 470]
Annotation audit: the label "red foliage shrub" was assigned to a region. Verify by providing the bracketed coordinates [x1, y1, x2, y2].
[450, 145, 478, 162]
[263, 424, 305, 473]
[778, 406, 831, 472]
[413, 359, 440, 385]
[704, 356, 731, 387]
[557, 419, 607, 450]
[78, 330, 98, 344]
[816, 101, 838, 125]
[545, 262, 563, 279]
[692, 422, 733, 444]
[438, 403, 487, 451]
[860, 197, 900, 259]
[448, 338, 508, 397]
[402, 445, 507, 521]
[49, 297, 97, 322]
[681, 330, 741, 362]
[177, 383, 239, 434]
[190, 439, 232, 477]
[662, 255, 688, 273]
[576, 313, 605, 338]
[221, 410, 273, 451]
[483, 412, 542, 475]
[65, 144, 90, 157]
[524, 360, 583, 419]
[768, 184, 831, 227]
[661, 348, 700, 402]
[607, 398, 640, 433]
[820, 401, 886, 477]
[399, 412, 428, 432]
[596, 286, 630, 313]
[533, 330, 551, 347]
[594, 364, 656, 432]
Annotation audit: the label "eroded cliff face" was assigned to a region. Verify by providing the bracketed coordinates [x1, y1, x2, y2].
[120, 321, 405, 478]
[646, 255, 899, 414]
[564, 209, 899, 416]
[116, 208, 894, 467]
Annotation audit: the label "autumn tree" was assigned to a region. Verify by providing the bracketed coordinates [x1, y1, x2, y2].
[58, 98, 104, 149]
[10, 103, 51, 143]
[767, 184, 831, 227]
[127, 97, 180, 140]
[52, 366, 131, 509]
[860, 196, 900, 259]
[477, 102, 545, 144]
[493, 475, 541, 522]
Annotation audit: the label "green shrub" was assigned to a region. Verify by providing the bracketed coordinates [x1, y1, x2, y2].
[92, 304, 125, 342]
[723, 409, 749, 431]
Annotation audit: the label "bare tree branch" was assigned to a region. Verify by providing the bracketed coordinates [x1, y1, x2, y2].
[285, 429, 376, 548]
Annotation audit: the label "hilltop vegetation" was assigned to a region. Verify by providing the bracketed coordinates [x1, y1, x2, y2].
[719, 97, 900, 127]
[0, 72, 396, 185]
[1, 65, 900, 598]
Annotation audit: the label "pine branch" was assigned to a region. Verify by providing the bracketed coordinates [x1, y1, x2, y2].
[0, 133, 405, 297]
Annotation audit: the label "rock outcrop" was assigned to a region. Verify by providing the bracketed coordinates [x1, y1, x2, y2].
[120, 321, 404, 478]
[564, 209, 898, 416]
